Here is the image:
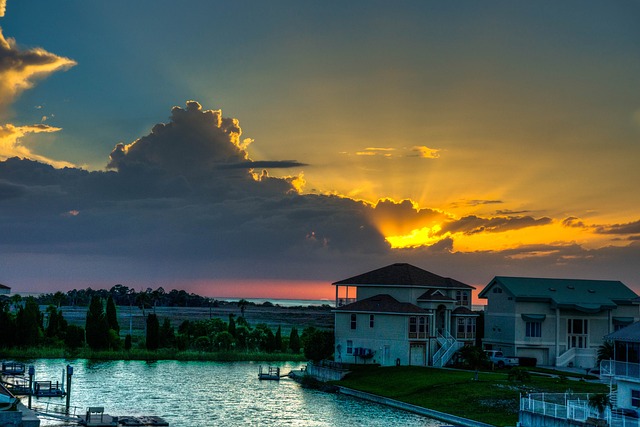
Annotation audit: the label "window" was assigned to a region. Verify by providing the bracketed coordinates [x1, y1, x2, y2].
[346, 340, 353, 354]
[350, 314, 357, 330]
[525, 321, 542, 338]
[409, 317, 417, 338]
[633, 390, 640, 407]
[456, 317, 476, 339]
[455, 290, 469, 306]
[567, 319, 589, 348]
[493, 287, 503, 293]
[409, 316, 428, 339]
[369, 314, 375, 328]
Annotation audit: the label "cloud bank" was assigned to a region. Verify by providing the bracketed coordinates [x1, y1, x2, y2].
[1, 100, 639, 296]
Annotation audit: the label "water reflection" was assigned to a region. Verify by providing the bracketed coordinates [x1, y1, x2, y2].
[25, 359, 439, 426]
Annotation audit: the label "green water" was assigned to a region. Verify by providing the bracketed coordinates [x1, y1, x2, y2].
[24, 359, 439, 426]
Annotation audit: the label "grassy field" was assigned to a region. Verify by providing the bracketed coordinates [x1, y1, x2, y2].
[57, 303, 334, 338]
[335, 365, 609, 426]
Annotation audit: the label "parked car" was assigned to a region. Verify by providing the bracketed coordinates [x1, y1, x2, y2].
[484, 350, 519, 368]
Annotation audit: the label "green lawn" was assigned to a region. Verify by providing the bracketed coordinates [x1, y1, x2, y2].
[335, 366, 608, 426]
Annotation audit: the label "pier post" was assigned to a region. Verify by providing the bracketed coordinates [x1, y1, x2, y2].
[66, 365, 73, 414]
[28, 365, 34, 409]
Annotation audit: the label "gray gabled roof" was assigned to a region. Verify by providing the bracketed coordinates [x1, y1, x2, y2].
[479, 276, 638, 313]
[334, 294, 428, 315]
[605, 321, 640, 343]
[333, 263, 474, 289]
[0, 284, 9, 290]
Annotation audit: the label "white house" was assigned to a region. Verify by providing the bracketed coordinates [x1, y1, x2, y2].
[479, 276, 640, 368]
[333, 263, 477, 367]
[601, 321, 640, 422]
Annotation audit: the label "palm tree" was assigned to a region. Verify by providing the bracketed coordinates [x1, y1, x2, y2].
[237, 299, 249, 317]
[589, 393, 611, 419]
[597, 341, 614, 364]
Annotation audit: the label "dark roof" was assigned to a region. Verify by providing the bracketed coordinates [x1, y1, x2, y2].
[605, 321, 640, 343]
[0, 284, 9, 290]
[334, 294, 428, 314]
[333, 263, 474, 289]
[479, 276, 638, 313]
[452, 306, 477, 316]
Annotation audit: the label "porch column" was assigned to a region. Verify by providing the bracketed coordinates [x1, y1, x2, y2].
[335, 285, 339, 308]
[445, 309, 451, 335]
[555, 308, 560, 366]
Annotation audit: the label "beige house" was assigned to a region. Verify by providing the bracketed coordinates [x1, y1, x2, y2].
[479, 276, 640, 368]
[333, 263, 477, 367]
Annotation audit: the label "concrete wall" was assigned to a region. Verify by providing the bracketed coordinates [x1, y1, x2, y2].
[519, 411, 592, 427]
[338, 386, 493, 427]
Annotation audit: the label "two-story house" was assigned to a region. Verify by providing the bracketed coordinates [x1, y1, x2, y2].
[601, 321, 640, 422]
[479, 276, 639, 368]
[333, 263, 477, 367]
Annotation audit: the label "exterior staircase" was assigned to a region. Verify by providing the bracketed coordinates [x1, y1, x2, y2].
[432, 330, 463, 367]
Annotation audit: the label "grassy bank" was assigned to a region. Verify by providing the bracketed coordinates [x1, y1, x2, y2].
[335, 366, 608, 426]
[0, 347, 306, 362]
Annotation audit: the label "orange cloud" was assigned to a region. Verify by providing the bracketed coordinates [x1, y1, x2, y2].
[0, 124, 73, 167]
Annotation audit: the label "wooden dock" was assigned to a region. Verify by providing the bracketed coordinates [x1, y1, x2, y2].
[258, 366, 281, 381]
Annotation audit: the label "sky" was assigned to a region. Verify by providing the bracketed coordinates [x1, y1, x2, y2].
[1, 1, 639, 300]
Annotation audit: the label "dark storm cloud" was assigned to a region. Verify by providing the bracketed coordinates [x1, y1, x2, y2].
[220, 160, 308, 169]
[595, 220, 640, 235]
[439, 214, 553, 235]
[0, 102, 388, 269]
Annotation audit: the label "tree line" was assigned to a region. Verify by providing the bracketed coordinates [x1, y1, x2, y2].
[0, 295, 334, 361]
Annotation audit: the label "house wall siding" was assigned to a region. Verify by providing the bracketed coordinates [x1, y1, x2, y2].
[335, 312, 422, 366]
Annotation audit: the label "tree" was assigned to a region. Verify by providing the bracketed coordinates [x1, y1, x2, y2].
[275, 326, 283, 352]
[589, 393, 611, 419]
[64, 325, 85, 349]
[45, 305, 67, 339]
[214, 331, 234, 351]
[289, 327, 301, 354]
[301, 327, 334, 362]
[159, 318, 175, 348]
[86, 296, 110, 350]
[124, 334, 132, 351]
[237, 299, 249, 317]
[597, 341, 614, 364]
[106, 295, 120, 334]
[228, 314, 236, 338]
[0, 299, 16, 347]
[15, 297, 42, 346]
[146, 313, 160, 350]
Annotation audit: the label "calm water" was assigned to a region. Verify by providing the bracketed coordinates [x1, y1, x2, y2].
[24, 359, 439, 426]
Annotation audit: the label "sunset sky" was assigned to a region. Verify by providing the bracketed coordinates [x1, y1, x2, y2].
[1, 1, 639, 300]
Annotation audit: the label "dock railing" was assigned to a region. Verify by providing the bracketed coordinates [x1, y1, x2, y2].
[33, 401, 82, 423]
[520, 392, 607, 424]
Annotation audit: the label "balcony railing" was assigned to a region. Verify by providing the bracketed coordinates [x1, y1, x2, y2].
[601, 360, 640, 380]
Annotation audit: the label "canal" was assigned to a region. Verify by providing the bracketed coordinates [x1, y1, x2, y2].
[26, 359, 440, 426]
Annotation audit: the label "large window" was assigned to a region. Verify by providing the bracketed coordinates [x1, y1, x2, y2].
[567, 319, 588, 348]
[409, 316, 429, 339]
[350, 314, 357, 330]
[455, 290, 469, 306]
[525, 321, 542, 338]
[456, 317, 476, 339]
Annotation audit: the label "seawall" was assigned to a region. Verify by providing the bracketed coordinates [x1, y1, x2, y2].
[337, 386, 495, 427]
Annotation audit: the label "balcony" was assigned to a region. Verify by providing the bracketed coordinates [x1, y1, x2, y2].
[601, 360, 640, 381]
